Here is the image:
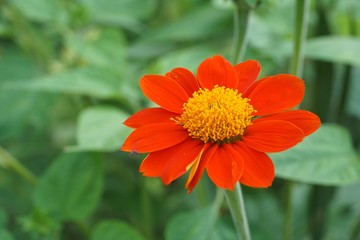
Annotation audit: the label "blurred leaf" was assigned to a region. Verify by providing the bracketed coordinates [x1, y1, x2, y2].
[165, 207, 232, 240]
[348, 67, 360, 117]
[305, 37, 360, 66]
[33, 152, 103, 222]
[154, 44, 218, 73]
[66, 28, 127, 68]
[69, 106, 130, 152]
[0, 209, 7, 227]
[10, 0, 67, 24]
[323, 184, 360, 239]
[81, 0, 157, 31]
[0, 48, 52, 140]
[90, 220, 145, 240]
[0, 230, 14, 240]
[141, 5, 232, 42]
[2, 67, 123, 100]
[272, 124, 360, 185]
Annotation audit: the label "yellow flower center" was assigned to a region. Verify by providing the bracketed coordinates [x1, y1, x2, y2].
[178, 85, 255, 143]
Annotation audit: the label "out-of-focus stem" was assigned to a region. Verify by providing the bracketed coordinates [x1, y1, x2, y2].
[0, 146, 37, 186]
[232, 3, 252, 64]
[290, 0, 310, 77]
[224, 183, 251, 240]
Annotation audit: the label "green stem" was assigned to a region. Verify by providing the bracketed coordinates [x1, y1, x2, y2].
[290, 0, 310, 77]
[283, 181, 294, 240]
[224, 183, 251, 240]
[232, 4, 252, 64]
[283, 1, 310, 239]
[0, 146, 37, 186]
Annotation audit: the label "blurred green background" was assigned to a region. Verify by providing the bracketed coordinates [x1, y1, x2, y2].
[0, 0, 360, 239]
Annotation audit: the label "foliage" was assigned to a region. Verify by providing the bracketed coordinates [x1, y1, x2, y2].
[0, 0, 359, 239]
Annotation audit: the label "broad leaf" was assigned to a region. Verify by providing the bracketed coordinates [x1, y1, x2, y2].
[305, 37, 360, 66]
[33, 153, 103, 222]
[90, 220, 145, 240]
[272, 124, 360, 185]
[165, 206, 229, 240]
[69, 106, 130, 152]
[2, 67, 123, 100]
[0, 230, 14, 240]
[81, 0, 157, 32]
[66, 28, 127, 68]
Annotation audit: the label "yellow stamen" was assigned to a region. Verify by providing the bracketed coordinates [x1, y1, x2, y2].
[177, 85, 255, 143]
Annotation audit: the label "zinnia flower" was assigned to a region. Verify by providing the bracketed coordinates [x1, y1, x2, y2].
[121, 55, 320, 193]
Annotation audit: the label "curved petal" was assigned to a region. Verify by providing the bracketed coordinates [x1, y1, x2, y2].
[242, 120, 304, 153]
[234, 60, 261, 93]
[165, 68, 200, 96]
[140, 75, 190, 114]
[197, 55, 238, 90]
[160, 139, 204, 185]
[185, 143, 215, 193]
[244, 74, 305, 116]
[121, 123, 189, 153]
[124, 108, 179, 128]
[206, 144, 244, 190]
[253, 110, 321, 136]
[234, 142, 274, 188]
[139, 137, 193, 177]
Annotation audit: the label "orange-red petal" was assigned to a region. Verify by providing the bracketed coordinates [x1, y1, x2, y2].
[206, 144, 244, 190]
[165, 68, 200, 96]
[197, 55, 238, 90]
[244, 74, 305, 116]
[140, 75, 190, 114]
[234, 59, 261, 93]
[124, 108, 178, 128]
[253, 110, 321, 136]
[242, 120, 304, 153]
[121, 123, 189, 153]
[234, 142, 274, 187]
[185, 143, 216, 193]
[160, 139, 204, 185]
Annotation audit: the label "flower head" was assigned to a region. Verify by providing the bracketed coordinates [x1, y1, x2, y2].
[121, 55, 320, 193]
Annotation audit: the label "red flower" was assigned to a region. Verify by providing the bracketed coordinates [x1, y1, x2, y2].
[121, 55, 320, 193]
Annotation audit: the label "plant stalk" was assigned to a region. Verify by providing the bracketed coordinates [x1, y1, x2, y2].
[224, 183, 251, 240]
[0, 146, 37, 186]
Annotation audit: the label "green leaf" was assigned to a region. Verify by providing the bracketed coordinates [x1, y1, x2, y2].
[69, 106, 130, 152]
[165, 207, 230, 240]
[0, 229, 14, 240]
[81, 0, 157, 31]
[305, 37, 360, 66]
[10, 0, 67, 24]
[90, 220, 145, 240]
[33, 152, 103, 222]
[141, 5, 232, 42]
[272, 124, 360, 185]
[0, 209, 7, 228]
[2, 67, 123, 100]
[66, 28, 127, 68]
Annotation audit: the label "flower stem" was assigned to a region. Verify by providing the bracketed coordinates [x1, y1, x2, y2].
[232, 2, 252, 64]
[283, 1, 310, 239]
[0, 146, 37, 186]
[290, 0, 310, 77]
[224, 183, 251, 240]
[283, 181, 294, 240]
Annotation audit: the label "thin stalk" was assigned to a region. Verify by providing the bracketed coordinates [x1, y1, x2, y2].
[232, 6, 252, 64]
[290, 0, 310, 78]
[224, 183, 251, 240]
[0, 146, 37, 186]
[284, 1, 310, 240]
[195, 178, 210, 207]
[204, 188, 225, 239]
[283, 181, 294, 240]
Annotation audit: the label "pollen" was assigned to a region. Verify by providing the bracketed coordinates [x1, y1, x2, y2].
[178, 85, 255, 143]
